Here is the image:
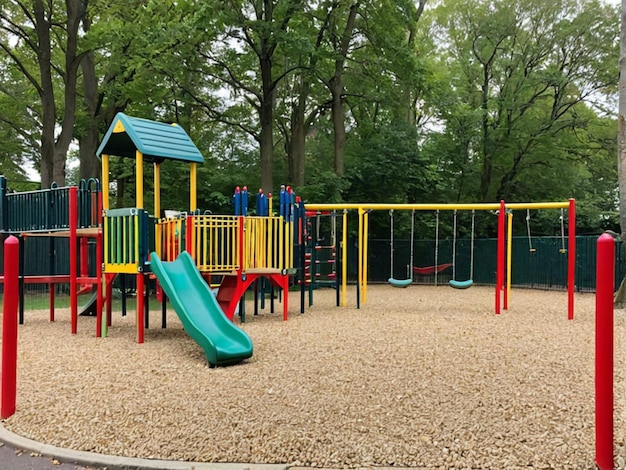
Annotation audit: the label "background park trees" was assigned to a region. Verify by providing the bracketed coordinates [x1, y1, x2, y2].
[0, 0, 620, 237]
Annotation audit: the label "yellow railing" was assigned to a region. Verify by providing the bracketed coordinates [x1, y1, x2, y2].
[242, 216, 293, 271]
[155, 216, 185, 262]
[190, 215, 241, 273]
[154, 214, 295, 273]
[156, 215, 294, 273]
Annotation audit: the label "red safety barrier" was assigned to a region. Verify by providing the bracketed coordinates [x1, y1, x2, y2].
[595, 232, 614, 470]
[1, 236, 19, 419]
[568, 198, 576, 320]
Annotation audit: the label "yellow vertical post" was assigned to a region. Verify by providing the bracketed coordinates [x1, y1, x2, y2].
[203, 218, 209, 269]
[357, 207, 364, 307]
[135, 149, 144, 326]
[190, 163, 197, 212]
[154, 162, 161, 256]
[102, 154, 110, 271]
[342, 209, 348, 307]
[102, 154, 110, 210]
[506, 211, 513, 308]
[362, 209, 370, 304]
[154, 163, 161, 216]
[134, 214, 140, 265]
[135, 150, 144, 209]
[266, 218, 271, 267]
[256, 220, 262, 267]
[278, 217, 284, 269]
[288, 221, 294, 268]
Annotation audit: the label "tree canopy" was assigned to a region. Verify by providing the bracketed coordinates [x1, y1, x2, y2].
[0, 0, 619, 237]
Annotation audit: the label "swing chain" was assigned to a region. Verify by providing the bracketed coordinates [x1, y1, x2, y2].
[452, 210, 457, 281]
[559, 208, 567, 254]
[526, 209, 536, 253]
[470, 209, 475, 279]
[434, 210, 440, 286]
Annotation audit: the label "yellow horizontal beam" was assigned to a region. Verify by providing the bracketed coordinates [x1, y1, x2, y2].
[104, 264, 138, 274]
[505, 201, 572, 210]
[305, 201, 573, 212]
[305, 203, 500, 211]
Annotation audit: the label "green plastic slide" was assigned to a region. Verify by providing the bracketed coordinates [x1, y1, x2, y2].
[150, 251, 253, 367]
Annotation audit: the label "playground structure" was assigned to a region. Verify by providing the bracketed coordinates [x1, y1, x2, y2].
[305, 200, 576, 319]
[0, 113, 303, 366]
[0, 176, 102, 331]
[0, 113, 620, 468]
[0, 113, 578, 344]
[96, 113, 298, 352]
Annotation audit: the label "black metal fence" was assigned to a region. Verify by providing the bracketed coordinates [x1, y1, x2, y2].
[0, 176, 100, 233]
[2, 234, 624, 294]
[367, 235, 624, 292]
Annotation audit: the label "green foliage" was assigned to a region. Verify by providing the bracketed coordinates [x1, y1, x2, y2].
[345, 123, 437, 204]
[0, 0, 620, 239]
[296, 170, 347, 204]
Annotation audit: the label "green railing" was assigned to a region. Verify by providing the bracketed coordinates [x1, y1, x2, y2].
[0, 176, 101, 233]
[103, 208, 152, 273]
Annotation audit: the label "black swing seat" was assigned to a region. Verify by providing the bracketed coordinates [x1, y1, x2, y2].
[388, 277, 413, 288]
[449, 279, 474, 289]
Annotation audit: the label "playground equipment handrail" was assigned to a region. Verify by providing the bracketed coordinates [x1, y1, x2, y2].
[0, 178, 101, 234]
[187, 215, 241, 272]
[156, 214, 296, 274]
[103, 207, 150, 274]
[242, 216, 294, 272]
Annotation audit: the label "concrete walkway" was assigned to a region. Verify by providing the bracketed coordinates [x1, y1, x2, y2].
[0, 423, 288, 470]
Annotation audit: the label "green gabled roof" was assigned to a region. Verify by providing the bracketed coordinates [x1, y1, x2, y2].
[96, 113, 204, 164]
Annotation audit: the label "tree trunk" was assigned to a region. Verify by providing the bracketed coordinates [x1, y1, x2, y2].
[403, 0, 427, 127]
[329, 2, 360, 178]
[79, 14, 101, 181]
[34, 0, 86, 188]
[287, 5, 333, 187]
[479, 64, 492, 201]
[54, 0, 85, 186]
[34, 0, 55, 188]
[259, 55, 274, 194]
[615, 0, 626, 307]
[331, 77, 346, 177]
[289, 92, 306, 186]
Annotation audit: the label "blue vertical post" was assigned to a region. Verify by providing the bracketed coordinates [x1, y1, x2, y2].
[288, 186, 296, 222]
[241, 186, 248, 216]
[233, 186, 241, 216]
[257, 189, 267, 216]
[279, 185, 286, 218]
[297, 197, 307, 314]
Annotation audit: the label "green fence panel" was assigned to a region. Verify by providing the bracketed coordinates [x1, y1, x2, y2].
[366, 235, 625, 292]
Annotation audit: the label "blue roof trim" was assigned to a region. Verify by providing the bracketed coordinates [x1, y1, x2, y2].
[96, 113, 204, 163]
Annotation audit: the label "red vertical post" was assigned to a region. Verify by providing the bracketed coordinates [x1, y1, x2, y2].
[96, 192, 103, 337]
[186, 215, 194, 260]
[238, 216, 245, 274]
[80, 237, 88, 279]
[2, 236, 20, 419]
[49, 283, 54, 322]
[503, 212, 510, 310]
[136, 273, 145, 344]
[69, 186, 78, 334]
[595, 233, 614, 470]
[495, 200, 506, 314]
[568, 198, 576, 320]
